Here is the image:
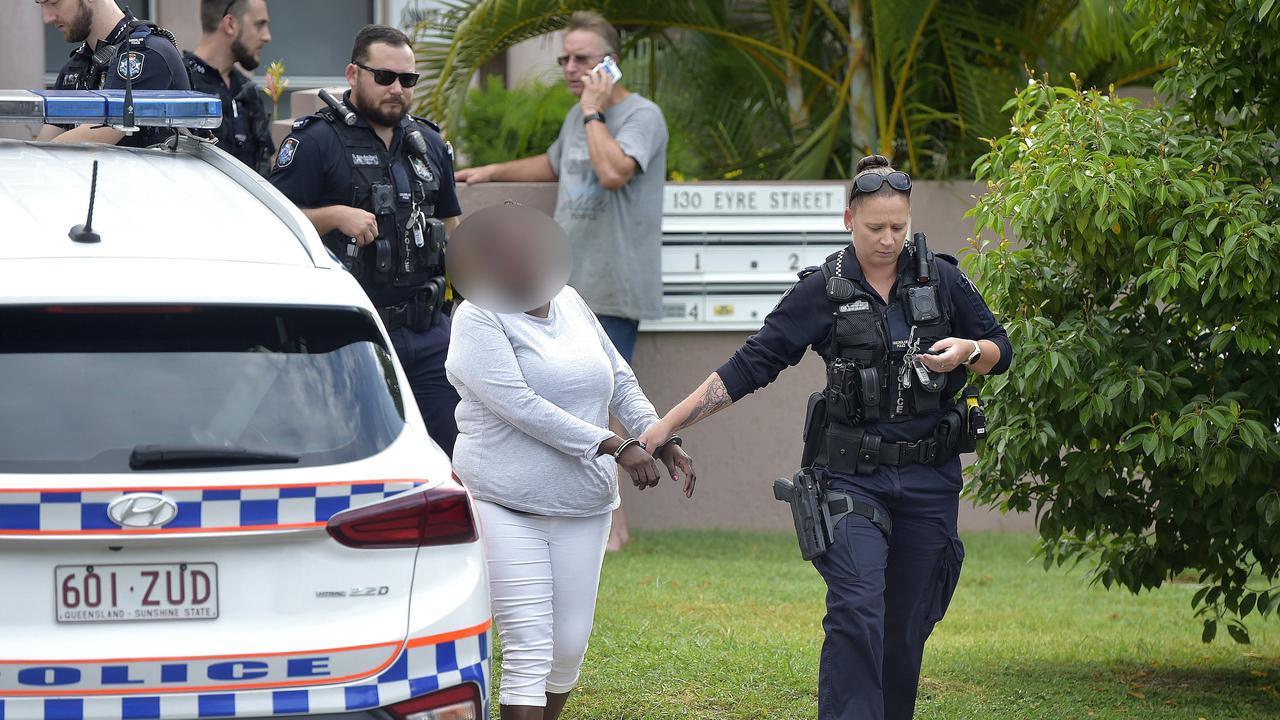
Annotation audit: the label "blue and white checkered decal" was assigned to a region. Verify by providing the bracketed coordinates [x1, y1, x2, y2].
[0, 631, 489, 719]
[0, 482, 423, 535]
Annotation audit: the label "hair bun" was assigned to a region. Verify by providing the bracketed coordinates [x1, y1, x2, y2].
[855, 154, 892, 174]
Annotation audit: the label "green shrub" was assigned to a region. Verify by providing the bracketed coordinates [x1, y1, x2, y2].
[456, 76, 576, 167]
[965, 0, 1280, 643]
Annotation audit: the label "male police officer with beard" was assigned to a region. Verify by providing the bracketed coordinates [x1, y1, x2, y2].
[271, 24, 462, 457]
[37, 0, 189, 148]
[185, 0, 273, 175]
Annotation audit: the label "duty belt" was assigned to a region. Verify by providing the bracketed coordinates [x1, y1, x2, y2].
[378, 279, 445, 333]
[869, 436, 939, 466]
[821, 419, 959, 476]
[378, 301, 419, 333]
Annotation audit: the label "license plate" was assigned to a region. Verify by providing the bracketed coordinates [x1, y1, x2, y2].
[54, 563, 219, 623]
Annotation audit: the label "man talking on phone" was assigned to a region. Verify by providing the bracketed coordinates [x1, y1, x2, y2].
[456, 10, 668, 551]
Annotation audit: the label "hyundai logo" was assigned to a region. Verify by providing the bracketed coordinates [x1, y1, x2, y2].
[106, 493, 179, 529]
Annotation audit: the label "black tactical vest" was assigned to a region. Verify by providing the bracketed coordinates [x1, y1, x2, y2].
[315, 109, 443, 295]
[818, 244, 955, 427]
[183, 53, 272, 175]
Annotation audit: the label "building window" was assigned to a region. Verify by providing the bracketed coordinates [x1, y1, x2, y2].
[255, 0, 376, 84]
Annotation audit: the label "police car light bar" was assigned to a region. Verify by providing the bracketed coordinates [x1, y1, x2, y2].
[0, 90, 222, 129]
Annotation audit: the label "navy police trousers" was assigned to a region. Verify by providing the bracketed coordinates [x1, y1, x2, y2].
[813, 457, 965, 720]
[389, 317, 460, 458]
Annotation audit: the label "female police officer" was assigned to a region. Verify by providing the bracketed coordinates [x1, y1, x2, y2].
[640, 155, 1013, 720]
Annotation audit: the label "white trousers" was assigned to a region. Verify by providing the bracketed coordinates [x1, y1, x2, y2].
[475, 500, 612, 707]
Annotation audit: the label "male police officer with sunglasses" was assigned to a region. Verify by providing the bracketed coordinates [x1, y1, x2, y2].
[270, 24, 463, 456]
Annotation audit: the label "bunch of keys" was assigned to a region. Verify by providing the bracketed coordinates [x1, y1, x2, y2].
[407, 207, 426, 248]
[899, 326, 937, 390]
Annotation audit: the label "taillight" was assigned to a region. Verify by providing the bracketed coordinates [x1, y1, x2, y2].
[385, 682, 483, 720]
[326, 484, 477, 549]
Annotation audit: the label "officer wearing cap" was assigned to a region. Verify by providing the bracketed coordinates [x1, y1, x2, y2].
[185, 0, 273, 175]
[642, 155, 1014, 720]
[37, 0, 190, 148]
[270, 24, 462, 457]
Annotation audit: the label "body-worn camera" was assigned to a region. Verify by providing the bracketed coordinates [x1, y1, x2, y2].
[370, 182, 397, 216]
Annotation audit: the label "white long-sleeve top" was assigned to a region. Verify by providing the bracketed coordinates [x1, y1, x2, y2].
[445, 286, 660, 516]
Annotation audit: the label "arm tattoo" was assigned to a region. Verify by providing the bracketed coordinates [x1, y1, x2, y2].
[676, 374, 732, 430]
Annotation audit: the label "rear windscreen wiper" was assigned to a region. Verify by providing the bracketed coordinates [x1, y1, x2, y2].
[129, 445, 300, 470]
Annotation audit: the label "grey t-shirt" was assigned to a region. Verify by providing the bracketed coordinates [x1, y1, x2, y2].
[548, 93, 668, 321]
[445, 285, 660, 517]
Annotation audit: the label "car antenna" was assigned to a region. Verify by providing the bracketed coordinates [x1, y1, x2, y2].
[69, 160, 102, 244]
[121, 51, 139, 133]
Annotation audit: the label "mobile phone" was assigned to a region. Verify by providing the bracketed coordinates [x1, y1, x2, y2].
[594, 56, 622, 83]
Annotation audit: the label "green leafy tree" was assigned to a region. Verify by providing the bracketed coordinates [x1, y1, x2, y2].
[413, 0, 1156, 179]
[965, 0, 1280, 642]
[456, 77, 577, 167]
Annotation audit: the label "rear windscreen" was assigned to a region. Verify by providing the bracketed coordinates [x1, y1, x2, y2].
[0, 306, 406, 473]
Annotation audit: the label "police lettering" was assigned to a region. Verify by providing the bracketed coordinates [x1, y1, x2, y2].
[207, 661, 270, 681]
[5, 657, 333, 687]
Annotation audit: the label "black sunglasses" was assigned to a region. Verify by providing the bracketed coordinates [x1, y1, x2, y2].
[221, 0, 237, 17]
[355, 62, 420, 88]
[850, 171, 912, 202]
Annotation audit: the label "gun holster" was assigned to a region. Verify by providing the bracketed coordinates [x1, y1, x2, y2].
[773, 469, 828, 561]
[773, 468, 893, 561]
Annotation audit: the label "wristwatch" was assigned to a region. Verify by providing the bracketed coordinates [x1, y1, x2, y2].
[963, 341, 982, 367]
[583, 111, 606, 126]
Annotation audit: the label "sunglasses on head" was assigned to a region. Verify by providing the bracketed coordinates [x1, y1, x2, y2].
[850, 171, 912, 202]
[355, 62, 420, 88]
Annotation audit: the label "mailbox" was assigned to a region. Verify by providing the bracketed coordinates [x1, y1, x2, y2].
[643, 183, 850, 332]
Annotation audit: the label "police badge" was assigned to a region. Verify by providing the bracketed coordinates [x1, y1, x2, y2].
[409, 155, 434, 182]
[117, 51, 145, 82]
[276, 137, 298, 168]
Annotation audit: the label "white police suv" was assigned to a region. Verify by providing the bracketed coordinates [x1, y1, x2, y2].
[0, 91, 490, 720]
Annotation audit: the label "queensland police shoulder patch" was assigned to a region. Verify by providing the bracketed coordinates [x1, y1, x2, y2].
[117, 51, 145, 81]
[276, 137, 299, 168]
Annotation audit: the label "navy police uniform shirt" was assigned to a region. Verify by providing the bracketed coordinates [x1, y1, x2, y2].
[716, 246, 1014, 443]
[54, 12, 190, 148]
[269, 92, 460, 306]
[183, 51, 272, 176]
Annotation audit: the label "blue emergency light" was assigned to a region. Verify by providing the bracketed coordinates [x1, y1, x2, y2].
[0, 90, 222, 129]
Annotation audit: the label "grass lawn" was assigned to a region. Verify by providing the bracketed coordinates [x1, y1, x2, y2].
[488, 530, 1280, 719]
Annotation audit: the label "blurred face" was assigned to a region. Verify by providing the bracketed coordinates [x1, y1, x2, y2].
[40, 0, 93, 43]
[347, 42, 415, 128]
[229, 0, 271, 71]
[844, 194, 911, 274]
[449, 205, 571, 314]
[561, 29, 609, 97]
